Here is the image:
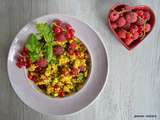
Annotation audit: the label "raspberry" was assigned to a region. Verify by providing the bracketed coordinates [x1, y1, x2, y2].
[124, 33, 134, 45]
[138, 26, 144, 36]
[130, 25, 138, 34]
[116, 17, 126, 28]
[136, 17, 145, 25]
[55, 33, 66, 42]
[136, 10, 144, 16]
[143, 11, 150, 21]
[54, 26, 62, 34]
[37, 59, 48, 68]
[110, 11, 120, 22]
[125, 13, 132, 23]
[126, 33, 132, 39]
[125, 12, 138, 23]
[145, 23, 151, 32]
[123, 22, 131, 30]
[111, 23, 117, 29]
[132, 32, 139, 40]
[117, 29, 127, 39]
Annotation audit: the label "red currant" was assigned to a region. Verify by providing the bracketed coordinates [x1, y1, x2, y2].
[59, 91, 65, 97]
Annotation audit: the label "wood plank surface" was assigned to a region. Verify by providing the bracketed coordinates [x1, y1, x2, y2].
[0, 0, 160, 120]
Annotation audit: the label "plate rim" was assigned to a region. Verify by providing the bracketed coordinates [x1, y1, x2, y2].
[7, 14, 109, 116]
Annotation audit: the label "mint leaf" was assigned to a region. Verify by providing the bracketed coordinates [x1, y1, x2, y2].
[44, 44, 53, 62]
[25, 34, 41, 53]
[29, 52, 40, 62]
[50, 56, 58, 64]
[25, 34, 41, 62]
[36, 23, 54, 43]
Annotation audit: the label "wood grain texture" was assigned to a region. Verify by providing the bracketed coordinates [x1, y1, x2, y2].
[0, 0, 160, 120]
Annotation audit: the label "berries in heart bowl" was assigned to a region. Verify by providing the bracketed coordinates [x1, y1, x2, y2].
[107, 4, 156, 50]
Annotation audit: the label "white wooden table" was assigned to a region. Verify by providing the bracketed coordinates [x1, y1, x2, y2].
[0, 0, 160, 120]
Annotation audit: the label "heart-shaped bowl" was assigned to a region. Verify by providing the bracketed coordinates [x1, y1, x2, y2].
[7, 14, 109, 115]
[107, 4, 156, 50]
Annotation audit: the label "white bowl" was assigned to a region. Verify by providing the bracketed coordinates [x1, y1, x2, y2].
[7, 14, 109, 115]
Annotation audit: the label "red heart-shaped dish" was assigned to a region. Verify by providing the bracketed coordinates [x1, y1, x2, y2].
[107, 4, 155, 50]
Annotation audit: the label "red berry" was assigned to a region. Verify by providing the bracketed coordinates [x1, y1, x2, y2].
[68, 29, 75, 35]
[123, 22, 131, 30]
[28, 73, 33, 80]
[124, 37, 134, 45]
[55, 33, 66, 42]
[130, 25, 138, 34]
[69, 42, 77, 50]
[126, 12, 138, 23]
[53, 46, 64, 56]
[136, 10, 144, 16]
[132, 32, 139, 40]
[145, 23, 151, 32]
[110, 11, 120, 22]
[71, 68, 78, 76]
[21, 47, 29, 56]
[143, 11, 150, 21]
[75, 50, 81, 58]
[53, 19, 62, 26]
[68, 49, 74, 55]
[36, 67, 42, 72]
[126, 33, 132, 39]
[54, 27, 62, 34]
[59, 91, 65, 97]
[117, 29, 127, 39]
[62, 23, 72, 30]
[16, 62, 23, 68]
[111, 23, 117, 29]
[125, 14, 132, 23]
[32, 76, 37, 82]
[66, 32, 73, 40]
[124, 33, 134, 45]
[116, 17, 126, 28]
[26, 59, 32, 68]
[136, 17, 145, 25]
[131, 25, 138, 31]
[138, 26, 144, 36]
[37, 59, 48, 68]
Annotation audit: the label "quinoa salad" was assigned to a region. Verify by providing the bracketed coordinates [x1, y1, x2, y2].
[16, 19, 91, 97]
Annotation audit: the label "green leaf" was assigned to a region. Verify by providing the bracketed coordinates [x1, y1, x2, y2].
[25, 34, 41, 53]
[25, 34, 41, 62]
[29, 52, 40, 62]
[44, 44, 53, 62]
[50, 56, 58, 64]
[36, 23, 54, 43]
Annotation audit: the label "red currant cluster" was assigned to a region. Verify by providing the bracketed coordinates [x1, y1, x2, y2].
[16, 47, 48, 81]
[52, 19, 75, 41]
[16, 47, 31, 68]
[109, 6, 151, 46]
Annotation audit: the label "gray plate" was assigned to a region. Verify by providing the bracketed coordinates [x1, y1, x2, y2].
[7, 14, 109, 116]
